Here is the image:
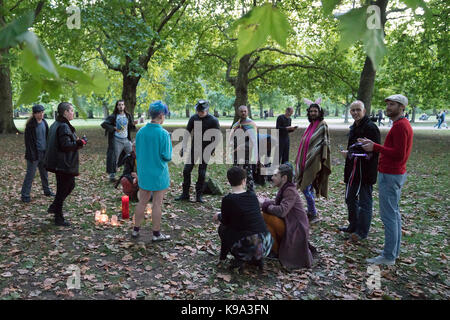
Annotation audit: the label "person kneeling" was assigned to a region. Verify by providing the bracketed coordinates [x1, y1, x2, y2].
[260, 164, 316, 270]
[213, 167, 273, 272]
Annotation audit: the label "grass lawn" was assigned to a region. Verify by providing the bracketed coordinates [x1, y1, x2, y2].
[0, 126, 448, 300]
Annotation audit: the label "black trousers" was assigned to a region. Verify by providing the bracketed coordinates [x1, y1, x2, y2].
[279, 137, 290, 164]
[48, 172, 75, 216]
[182, 163, 208, 193]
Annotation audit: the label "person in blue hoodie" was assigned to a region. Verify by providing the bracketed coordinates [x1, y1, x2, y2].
[131, 101, 172, 242]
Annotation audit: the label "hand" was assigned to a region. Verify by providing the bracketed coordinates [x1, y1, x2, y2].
[213, 213, 220, 222]
[115, 128, 120, 132]
[80, 135, 88, 145]
[357, 137, 374, 152]
[257, 196, 266, 206]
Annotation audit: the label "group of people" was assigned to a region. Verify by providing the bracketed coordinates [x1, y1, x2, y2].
[21, 92, 413, 270]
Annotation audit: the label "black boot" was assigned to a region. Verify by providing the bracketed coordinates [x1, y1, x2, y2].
[195, 192, 204, 203]
[54, 213, 70, 227]
[175, 184, 190, 201]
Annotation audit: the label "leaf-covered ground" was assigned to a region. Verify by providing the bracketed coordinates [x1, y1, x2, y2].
[0, 127, 448, 300]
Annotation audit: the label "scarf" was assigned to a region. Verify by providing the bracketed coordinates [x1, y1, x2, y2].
[295, 120, 320, 171]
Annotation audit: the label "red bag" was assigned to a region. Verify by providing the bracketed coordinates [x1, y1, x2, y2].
[120, 176, 138, 201]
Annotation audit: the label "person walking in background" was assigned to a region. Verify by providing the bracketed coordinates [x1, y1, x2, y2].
[21, 104, 55, 203]
[276, 107, 297, 164]
[377, 110, 385, 126]
[359, 94, 413, 265]
[294, 98, 331, 224]
[339, 101, 380, 241]
[45, 102, 87, 226]
[101, 100, 136, 182]
[132, 101, 172, 241]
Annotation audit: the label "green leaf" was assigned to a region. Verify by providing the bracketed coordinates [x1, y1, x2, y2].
[72, 93, 88, 120]
[18, 32, 59, 78]
[41, 80, 63, 101]
[322, 0, 343, 16]
[0, 11, 34, 48]
[235, 4, 292, 59]
[17, 79, 42, 106]
[337, 7, 386, 70]
[337, 8, 367, 51]
[362, 29, 386, 69]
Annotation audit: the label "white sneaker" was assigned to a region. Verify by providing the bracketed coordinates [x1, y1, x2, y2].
[366, 255, 395, 266]
[152, 233, 171, 242]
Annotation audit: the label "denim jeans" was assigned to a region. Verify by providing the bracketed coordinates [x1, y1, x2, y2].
[378, 172, 407, 260]
[21, 150, 51, 199]
[302, 184, 316, 217]
[345, 183, 373, 238]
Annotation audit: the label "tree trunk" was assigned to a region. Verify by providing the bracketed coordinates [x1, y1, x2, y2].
[185, 105, 190, 118]
[0, 48, 18, 134]
[233, 54, 250, 124]
[356, 0, 388, 116]
[259, 99, 263, 118]
[102, 100, 109, 119]
[356, 57, 376, 115]
[122, 74, 140, 118]
[411, 105, 416, 123]
[344, 103, 350, 124]
[334, 107, 339, 117]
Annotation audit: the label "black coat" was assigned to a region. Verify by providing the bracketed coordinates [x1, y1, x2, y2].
[101, 112, 136, 174]
[44, 116, 84, 176]
[24, 118, 49, 161]
[344, 116, 381, 185]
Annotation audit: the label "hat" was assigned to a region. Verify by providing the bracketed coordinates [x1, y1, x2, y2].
[32, 104, 45, 113]
[195, 100, 209, 112]
[385, 94, 408, 107]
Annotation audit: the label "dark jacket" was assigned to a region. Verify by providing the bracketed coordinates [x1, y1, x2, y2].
[44, 116, 84, 176]
[101, 112, 136, 174]
[262, 182, 314, 269]
[24, 118, 49, 161]
[344, 115, 381, 185]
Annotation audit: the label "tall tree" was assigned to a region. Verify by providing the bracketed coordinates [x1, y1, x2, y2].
[0, 0, 44, 133]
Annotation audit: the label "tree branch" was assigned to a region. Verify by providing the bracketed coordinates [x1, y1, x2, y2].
[96, 46, 122, 72]
[247, 56, 260, 73]
[9, 0, 25, 12]
[251, 46, 316, 63]
[140, 0, 187, 69]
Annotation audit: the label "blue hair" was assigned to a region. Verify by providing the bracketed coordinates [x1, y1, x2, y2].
[149, 100, 169, 119]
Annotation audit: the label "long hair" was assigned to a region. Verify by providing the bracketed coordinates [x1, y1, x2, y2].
[113, 100, 127, 116]
[307, 103, 324, 122]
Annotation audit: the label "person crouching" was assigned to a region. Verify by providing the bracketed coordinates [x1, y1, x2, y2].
[260, 164, 316, 270]
[213, 167, 273, 272]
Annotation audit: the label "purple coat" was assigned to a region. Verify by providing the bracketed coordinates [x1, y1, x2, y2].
[262, 182, 313, 269]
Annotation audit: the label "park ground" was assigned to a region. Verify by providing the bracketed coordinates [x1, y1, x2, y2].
[0, 124, 448, 300]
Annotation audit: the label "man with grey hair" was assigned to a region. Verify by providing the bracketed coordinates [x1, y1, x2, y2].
[339, 100, 380, 242]
[358, 94, 413, 265]
[230, 105, 258, 192]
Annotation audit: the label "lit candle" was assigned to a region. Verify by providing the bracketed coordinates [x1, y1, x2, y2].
[122, 195, 129, 219]
[95, 211, 101, 223]
[100, 214, 109, 223]
[111, 215, 118, 226]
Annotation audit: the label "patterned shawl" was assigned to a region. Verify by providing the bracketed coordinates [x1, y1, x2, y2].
[294, 120, 331, 198]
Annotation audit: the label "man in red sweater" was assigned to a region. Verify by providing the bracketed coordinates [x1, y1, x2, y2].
[358, 94, 413, 265]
